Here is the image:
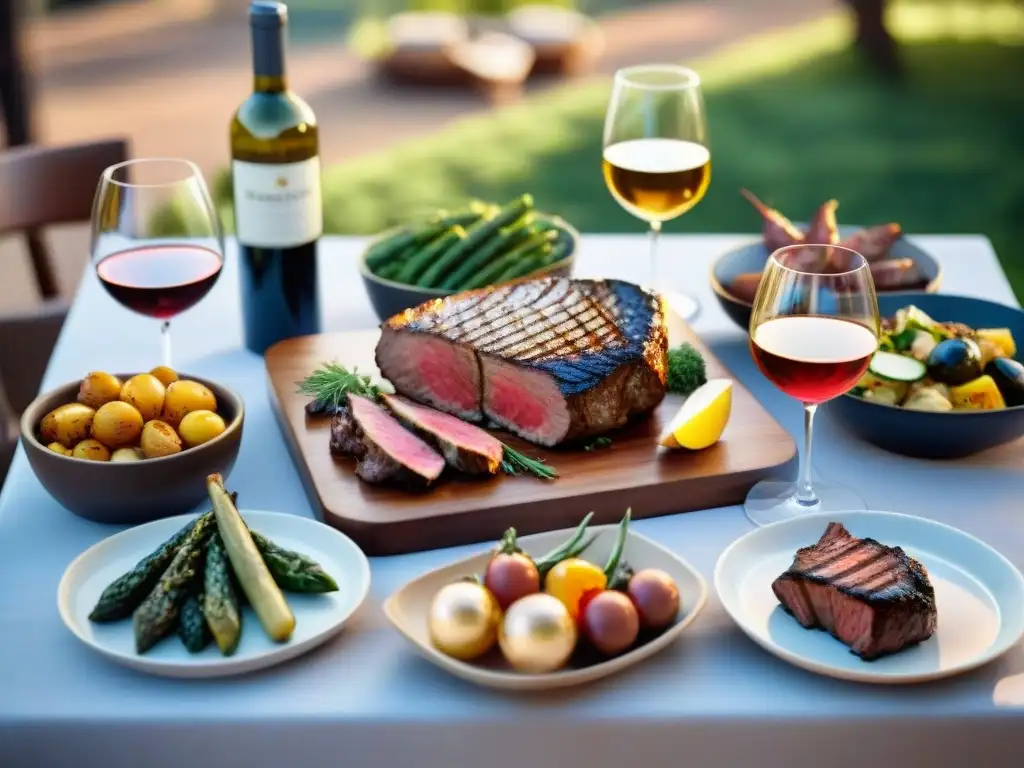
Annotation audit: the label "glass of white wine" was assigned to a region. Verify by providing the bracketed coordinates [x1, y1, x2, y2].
[602, 64, 710, 320]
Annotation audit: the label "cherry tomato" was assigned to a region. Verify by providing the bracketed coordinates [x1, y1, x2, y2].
[484, 553, 540, 610]
[544, 558, 607, 620]
[627, 568, 680, 629]
[582, 589, 640, 656]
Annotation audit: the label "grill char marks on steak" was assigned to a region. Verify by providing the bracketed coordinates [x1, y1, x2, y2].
[381, 394, 503, 475]
[375, 277, 668, 447]
[771, 522, 937, 661]
[328, 403, 365, 458]
[345, 394, 446, 487]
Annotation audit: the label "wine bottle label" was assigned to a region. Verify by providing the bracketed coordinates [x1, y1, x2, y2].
[232, 157, 323, 248]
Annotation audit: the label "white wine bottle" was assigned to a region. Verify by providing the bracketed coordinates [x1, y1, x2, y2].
[231, 0, 322, 355]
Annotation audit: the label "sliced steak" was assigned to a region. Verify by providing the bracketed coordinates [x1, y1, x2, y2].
[381, 394, 502, 475]
[771, 522, 937, 661]
[346, 394, 446, 487]
[328, 403, 365, 458]
[375, 277, 668, 446]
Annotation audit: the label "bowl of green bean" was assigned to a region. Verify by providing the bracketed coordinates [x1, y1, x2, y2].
[359, 194, 578, 321]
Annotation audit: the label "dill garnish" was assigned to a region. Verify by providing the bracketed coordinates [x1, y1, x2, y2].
[296, 362, 393, 412]
[500, 444, 558, 481]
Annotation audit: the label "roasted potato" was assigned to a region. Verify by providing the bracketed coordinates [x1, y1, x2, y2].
[77, 372, 123, 409]
[120, 374, 166, 422]
[39, 403, 96, 448]
[72, 439, 111, 462]
[178, 409, 226, 447]
[46, 442, 71, 456]
[162, 380, 217, 427]
[110, 447, 145, 463]
[149, 366, 179, 388]
[140, 420, 182, 459]
[91, 401, 144, 448]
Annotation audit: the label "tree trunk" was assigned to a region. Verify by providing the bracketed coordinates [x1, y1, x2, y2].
[848, 0, 901, 76]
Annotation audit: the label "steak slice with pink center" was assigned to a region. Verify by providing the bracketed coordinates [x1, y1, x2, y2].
[381, 394, 503, 475]
[771, 522, 938, 661]
[375, 277, 668, 446]
[375, 326, 481, 420]
[346, 394, 446, 487]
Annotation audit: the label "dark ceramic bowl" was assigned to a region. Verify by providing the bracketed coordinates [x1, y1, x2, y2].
[21, 373, 244, 524]
[829, 293, 1024, 459]
[710, 227, 942, 331]
[360, 215, 578, 321]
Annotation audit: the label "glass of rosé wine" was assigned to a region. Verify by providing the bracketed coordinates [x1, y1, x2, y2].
[745, 243, 880, 527]
[91, 158, 224, 368]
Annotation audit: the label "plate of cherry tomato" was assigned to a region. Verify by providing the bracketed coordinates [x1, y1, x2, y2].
[383, 511, 708, 691]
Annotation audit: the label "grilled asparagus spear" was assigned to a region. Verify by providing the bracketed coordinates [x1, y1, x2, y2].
[178, 590, 212, 653]
[208, 474, 295, 643]
[89, 512, 211, 622]
[89, 493, 240, 622]
[251, 530, 339, 594]
[416, 195, 532, 288]
[203, 531, 242, 655]
[132, 516, 213, 653]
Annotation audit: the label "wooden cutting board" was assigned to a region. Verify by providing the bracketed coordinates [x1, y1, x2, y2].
[265, 314, 796, 556]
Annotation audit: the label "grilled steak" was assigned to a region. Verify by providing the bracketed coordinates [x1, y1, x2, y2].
[381, 394, 503, 475]
[346, 394, 446, 486]
[771, 522, 937, 661]
[375, 277, 668, 446]
[328, 403, 365, 458]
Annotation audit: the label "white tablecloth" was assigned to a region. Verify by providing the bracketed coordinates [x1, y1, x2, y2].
[1, 234, 1021, 767]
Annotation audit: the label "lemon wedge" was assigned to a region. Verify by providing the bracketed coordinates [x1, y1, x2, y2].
[659, 379, 733, 450]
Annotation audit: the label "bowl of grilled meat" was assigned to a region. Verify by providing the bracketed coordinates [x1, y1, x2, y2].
[711, 190, 941, 331]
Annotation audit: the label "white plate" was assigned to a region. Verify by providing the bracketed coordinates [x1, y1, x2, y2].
[58, 509, 371, 678]
[715, 510, 1024, 684]
[384, 524, 708, 691]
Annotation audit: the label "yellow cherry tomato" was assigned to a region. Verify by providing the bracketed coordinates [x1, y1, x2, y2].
[543, 557, 607, 620]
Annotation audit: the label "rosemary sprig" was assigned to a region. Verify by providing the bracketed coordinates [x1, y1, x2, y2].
[296, 362, 392, 412]
[500, 443, 558, 481]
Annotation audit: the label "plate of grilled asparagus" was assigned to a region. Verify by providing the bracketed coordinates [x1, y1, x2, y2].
[57, 474, 371, 678]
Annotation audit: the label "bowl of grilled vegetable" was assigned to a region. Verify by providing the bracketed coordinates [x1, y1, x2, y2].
[21, 366, 244, 524]
[830, 293, 1024, 459]
[360, 194, 578, 321]
[711, 190, 941, 331]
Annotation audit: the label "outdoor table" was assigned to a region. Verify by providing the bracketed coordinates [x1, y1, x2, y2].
[1, 234, 1021, 767]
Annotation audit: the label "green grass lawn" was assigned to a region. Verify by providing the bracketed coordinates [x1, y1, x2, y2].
[212, 4, 1024, 299]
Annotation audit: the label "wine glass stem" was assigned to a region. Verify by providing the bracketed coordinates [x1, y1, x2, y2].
[795, 403, 819, 506]
[648, 219, 662, 289]
[161, 321, 172, 369]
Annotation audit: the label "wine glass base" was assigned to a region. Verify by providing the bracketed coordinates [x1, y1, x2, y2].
[743, 479, 867, 528]
[658, 290, 700, 321]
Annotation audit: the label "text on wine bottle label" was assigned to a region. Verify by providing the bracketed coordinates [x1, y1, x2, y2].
[232, 158, 323, 248]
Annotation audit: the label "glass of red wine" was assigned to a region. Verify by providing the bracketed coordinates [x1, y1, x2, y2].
[745, 243, 880, 527]
[91, 158, 224, 368]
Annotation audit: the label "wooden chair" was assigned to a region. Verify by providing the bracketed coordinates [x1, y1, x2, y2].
[0, 139, 129, 480]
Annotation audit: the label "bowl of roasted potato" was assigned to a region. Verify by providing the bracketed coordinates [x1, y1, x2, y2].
[21, 367, 244, 524]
